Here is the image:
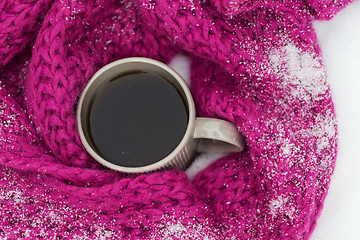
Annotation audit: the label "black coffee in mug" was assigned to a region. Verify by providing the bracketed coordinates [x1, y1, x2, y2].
[88, 71, 188, 167]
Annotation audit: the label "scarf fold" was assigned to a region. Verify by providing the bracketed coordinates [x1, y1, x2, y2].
[0, 0, 354, 239]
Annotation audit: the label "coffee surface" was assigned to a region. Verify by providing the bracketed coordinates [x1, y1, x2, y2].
[89, 71, 188, 167]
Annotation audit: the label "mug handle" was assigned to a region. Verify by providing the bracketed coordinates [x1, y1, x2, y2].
[194, 117, 245, 152]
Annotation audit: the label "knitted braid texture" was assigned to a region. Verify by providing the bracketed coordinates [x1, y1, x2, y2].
[0, 0, 354, 239]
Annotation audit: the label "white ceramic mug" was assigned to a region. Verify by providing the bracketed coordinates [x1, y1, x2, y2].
[77, 57, 245, 173]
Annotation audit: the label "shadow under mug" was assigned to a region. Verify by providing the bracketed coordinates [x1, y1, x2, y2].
[76, 57, 245, 173]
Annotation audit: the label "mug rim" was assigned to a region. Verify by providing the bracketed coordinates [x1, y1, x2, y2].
[76, 57, 196, 173]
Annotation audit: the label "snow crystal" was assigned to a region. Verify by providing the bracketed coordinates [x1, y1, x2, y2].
[151, 214, 218, 240]
[142, 1, 155, 10]
[189, 0, 196, 11]
[0, 189, 25, 204]
[306, 111, 336, 170]
[269, 42, 328, 103]
[267, 40, 336, 170]
[226, 1, 242, 16]
[269, 196, 285, 216]
[269, 195, 295, 219]
[161, 222, 188, 238]
[312, 112, 336, 151]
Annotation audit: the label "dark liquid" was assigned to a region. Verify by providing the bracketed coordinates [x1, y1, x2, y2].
[89, 71, 188, 167]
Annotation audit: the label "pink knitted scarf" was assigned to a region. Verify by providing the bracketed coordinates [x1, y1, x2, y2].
[0, 0, 354, 239]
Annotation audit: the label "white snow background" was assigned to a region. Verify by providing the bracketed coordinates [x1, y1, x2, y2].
[169, 1, 360, 239]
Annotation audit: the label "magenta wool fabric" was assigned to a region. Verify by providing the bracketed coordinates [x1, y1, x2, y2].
[0, 0, 354, 239]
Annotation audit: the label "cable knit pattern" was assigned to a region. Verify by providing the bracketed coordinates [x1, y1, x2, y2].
[0, 0, 354, 239]
[0, 0, 53, 68]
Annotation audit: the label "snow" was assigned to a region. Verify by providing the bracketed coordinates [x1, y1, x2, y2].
[168, 54, 192, 87]
[268, 41, 327, 103]
[151, 214, 217, 240]
[185, 152, 227, 180]
[269, 195, 295, 220]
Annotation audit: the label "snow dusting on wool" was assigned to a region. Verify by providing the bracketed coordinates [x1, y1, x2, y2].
[269, 42, 328, 103]
[150, 214, 218, 240]
[0, 168, 118, 239]
[263, 40, 337, 218]
[269, 195, 295, 219]
[268, 40, 336, 169]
